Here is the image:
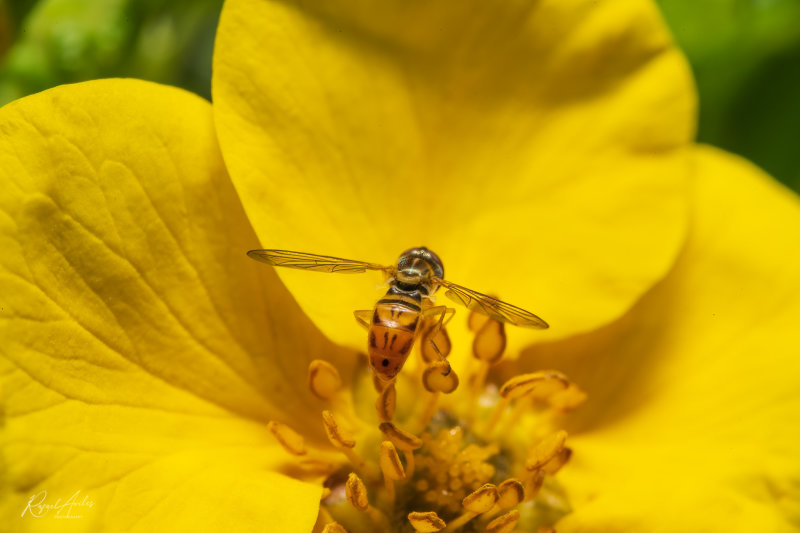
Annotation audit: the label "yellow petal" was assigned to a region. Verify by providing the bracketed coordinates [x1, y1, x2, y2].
[212, 0, 695, 352]
[517, 146, 800, 531]
[0, 79, 337, 529]
[13, 448, 321, 532]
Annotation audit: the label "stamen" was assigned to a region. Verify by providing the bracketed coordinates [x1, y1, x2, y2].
[421, 323, 452, 363]
[322, 410, 368, 472]
[322, 410, 355, 448]
[486, 372, 569, 434]
[345, 472, 369, 511]
[422, 361, 459, 394]
[500, 372, 563, 400]
[500, 395, 533, 436]
[525, 430, 568, 471]
[375, 382, 396, 422]
[472, 317, 506, 364]
[485, 510, 520, 533]
[379, 441, 406, 505]
[266, 421, 306, 456]
[462, 483, 499, 513]
[408, 511, 447, 532]
[345, 472, 391, 529]
[418, 361, 459, 430]
[469, 317, 506, 422]
[481, 478, 525, 522]
[495, 478, 525, 510]
[297, 457, 339, 476]
[549, 383, 588, 412]
[443, 484, 498, 532]
[379, 422, 422, 478]
[522, 470, 545, 501]
[541, 447, 572, 475]
[467, 309, 489, 332]
[308, 360, 342, 400]
[321, 523, 348, 533]
[379, 422, 423, 450]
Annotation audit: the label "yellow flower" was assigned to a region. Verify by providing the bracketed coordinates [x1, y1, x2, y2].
[1, 2, 798, 533]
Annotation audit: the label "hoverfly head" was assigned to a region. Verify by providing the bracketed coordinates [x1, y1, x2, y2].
[395, 247, 444, 295]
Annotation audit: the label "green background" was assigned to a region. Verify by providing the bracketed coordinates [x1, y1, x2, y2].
[1, 0, 798, 192]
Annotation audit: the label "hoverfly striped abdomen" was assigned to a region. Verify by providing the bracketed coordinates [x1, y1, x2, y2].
[369, 292, 421, 383]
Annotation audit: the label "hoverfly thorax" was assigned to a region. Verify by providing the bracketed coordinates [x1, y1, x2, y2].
[393, 247, 444, 297]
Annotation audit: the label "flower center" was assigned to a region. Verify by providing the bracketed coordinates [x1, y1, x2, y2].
[269, 310, 585, 533]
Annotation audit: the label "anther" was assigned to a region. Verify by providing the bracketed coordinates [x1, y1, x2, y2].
[322, 410, 355, 449]
[469, 317, 506, 418]
[485, 510, 520, 533]
[422, 361, 459, 393]
[322, 410, 369, 472]
[443, 484, 498, 532]
[525, 430, 568, 471]
[549, 383, 588, 412]
[308, 360, 342, 401]
[495, 478, 525, 509]
[421, 324, 452, 363]
[419, 361, 459, 431]
[375, 382, 396, 422]
[379, 422, 423, 450]
[380, 441, 407, 481]
[522, 470, 545, 501]
[345, 472, 369, 511]
[472, 317, 506, 364]
[467, 308, 489, 332]
[345, 472, 391, 528]
[408, 511, 447, 532]
[321, 523, 348, 533]
[499, 372, 555, 400]
[266, 421, 306, 456]
[380, 421, 422, 478]
[542, 447, 572, 475]
[379, 440, 406, 505]
[486, 372, 568, 433]
[481, 478, 524, 522]
[462, 483, 499, 514]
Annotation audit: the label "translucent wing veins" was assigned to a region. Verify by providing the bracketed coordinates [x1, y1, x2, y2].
[434, 277, 549, 329]
[247, 249, 390, 274]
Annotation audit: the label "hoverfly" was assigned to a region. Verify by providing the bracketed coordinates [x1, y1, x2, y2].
[247, 247, 548, 386]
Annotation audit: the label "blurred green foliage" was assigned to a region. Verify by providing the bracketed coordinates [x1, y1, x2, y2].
[0, 0, 222, 103]
[1, 0, 798, 192]
[657, 0, 800, 192]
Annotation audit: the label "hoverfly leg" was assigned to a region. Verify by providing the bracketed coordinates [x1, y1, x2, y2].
[353, 309, 373, 331]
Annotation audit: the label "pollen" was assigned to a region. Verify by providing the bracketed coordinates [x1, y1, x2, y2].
[414, 427, 499, 514]
[295, 304, 580, 532]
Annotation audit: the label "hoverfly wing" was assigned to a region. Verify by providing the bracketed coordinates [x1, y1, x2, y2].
[434, 278, 549, 329]
[247, 249, 391, 274]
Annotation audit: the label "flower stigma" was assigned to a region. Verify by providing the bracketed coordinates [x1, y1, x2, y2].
[269, 309, 585, 532]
